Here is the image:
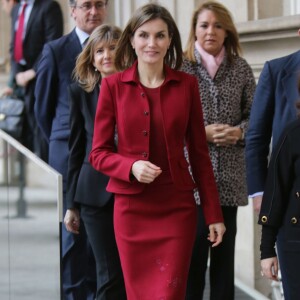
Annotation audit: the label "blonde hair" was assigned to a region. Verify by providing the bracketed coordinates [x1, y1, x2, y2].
[73, 24, 122, 92]
[114, 3, 182, 71]
[184, 1, 241, 64]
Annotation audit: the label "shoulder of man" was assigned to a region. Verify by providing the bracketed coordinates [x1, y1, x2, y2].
[44, 30, 77, 51]
[267, 49, 300, 68]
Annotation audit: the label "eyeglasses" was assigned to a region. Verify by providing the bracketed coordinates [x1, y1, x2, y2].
[75, 2, 107, 12]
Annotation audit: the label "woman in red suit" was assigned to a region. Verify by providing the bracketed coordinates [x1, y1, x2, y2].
[89, 3, 225, 299]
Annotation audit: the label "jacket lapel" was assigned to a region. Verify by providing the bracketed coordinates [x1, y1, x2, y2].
[24, 0, 39, 41]
[282, 51, 300, 115]
[86, 85, 100, 122]
[66, 29, 83, 64]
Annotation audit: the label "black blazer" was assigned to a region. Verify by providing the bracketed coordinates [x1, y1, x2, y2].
[259, 119, 300, 251]
[66, 82, 113, 209]
[10, 0, 63, 74]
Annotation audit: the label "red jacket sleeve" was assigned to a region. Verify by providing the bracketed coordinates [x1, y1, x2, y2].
[186, 77, 223, 225]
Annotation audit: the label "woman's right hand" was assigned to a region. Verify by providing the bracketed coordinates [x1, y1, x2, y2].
[131, 160, 162, 183]
[208, 222, 226, 247]
[0, 86, 13, 97]
[64, 208, 80, 234]
[206, 124, 223, 143]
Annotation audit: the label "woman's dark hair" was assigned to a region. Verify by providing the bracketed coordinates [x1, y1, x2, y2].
[114, 3, 183, 71]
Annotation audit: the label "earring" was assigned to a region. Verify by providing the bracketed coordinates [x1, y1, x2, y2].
[95, 67, 98, 72]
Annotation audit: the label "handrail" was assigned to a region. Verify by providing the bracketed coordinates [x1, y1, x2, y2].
[0, 129, 63, 222]
[235, 278, 271, 300]
[0, 128, 63, 299]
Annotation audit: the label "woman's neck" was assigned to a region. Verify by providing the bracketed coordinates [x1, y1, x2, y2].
[137, 62, 165, 88]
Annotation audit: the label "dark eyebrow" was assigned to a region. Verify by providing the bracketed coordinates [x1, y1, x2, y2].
[137, 29, 167, 34]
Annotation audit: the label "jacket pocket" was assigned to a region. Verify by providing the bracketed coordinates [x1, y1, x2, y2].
[173, 157, 196, 189]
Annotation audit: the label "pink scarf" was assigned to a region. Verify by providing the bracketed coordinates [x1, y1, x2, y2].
[195, 41, 225, 79]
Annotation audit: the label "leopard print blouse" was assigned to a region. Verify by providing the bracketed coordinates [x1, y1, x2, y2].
[182, 50, 256, 207]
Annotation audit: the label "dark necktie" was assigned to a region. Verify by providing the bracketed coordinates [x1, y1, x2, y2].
[82, 37, 89, 49]
[14, 3, 27, 62]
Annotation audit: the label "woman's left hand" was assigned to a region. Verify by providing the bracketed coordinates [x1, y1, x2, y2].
[261, 257, 279, 281]
[208, 222, 226, 247]
[64, 208, 80, 234]
[212, 125, 243, 146]
[131, 160, 162, 183]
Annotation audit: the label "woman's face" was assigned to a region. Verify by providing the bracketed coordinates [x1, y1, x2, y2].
[131, 18, 171, 67]
[195, 9, 227, 56]
[93, 41, 117, 78]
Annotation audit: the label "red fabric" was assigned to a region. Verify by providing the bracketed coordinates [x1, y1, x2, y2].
[14, 3, 27, 62]
[114, 185, 197, 299]
[89, 61, 223, 225]
[113, 87, 197, 298]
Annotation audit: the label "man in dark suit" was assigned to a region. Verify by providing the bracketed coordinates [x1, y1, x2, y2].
[246, 39, 300, 213]
[9, 0, 63, 160]
[246, 29, 300, 297]
[34, 1, 109, 299]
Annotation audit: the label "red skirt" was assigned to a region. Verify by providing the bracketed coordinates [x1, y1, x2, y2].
[114, 180, 197, 300]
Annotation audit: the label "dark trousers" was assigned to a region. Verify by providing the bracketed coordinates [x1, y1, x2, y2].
[276, 226, 300, 300]
[61, 221, 96, 300]
[49, 140, 96, 300]
[81, 201, 127, 300]
[186, 205, 237, 300]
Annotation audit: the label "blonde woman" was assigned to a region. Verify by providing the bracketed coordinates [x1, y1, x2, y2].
[64, 25, 126, 300]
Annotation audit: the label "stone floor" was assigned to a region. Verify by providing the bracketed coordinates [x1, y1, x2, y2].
[0, 187, 60, 300]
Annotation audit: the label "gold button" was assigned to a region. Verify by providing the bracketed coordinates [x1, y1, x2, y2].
[261, 216, 268, 223]
[291, 217, 298, 224]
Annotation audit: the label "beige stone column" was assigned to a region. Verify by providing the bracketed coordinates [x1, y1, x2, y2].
[0, 8, 12, 85]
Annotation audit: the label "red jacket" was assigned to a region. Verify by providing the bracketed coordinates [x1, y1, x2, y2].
[89, 61, 223, 225]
